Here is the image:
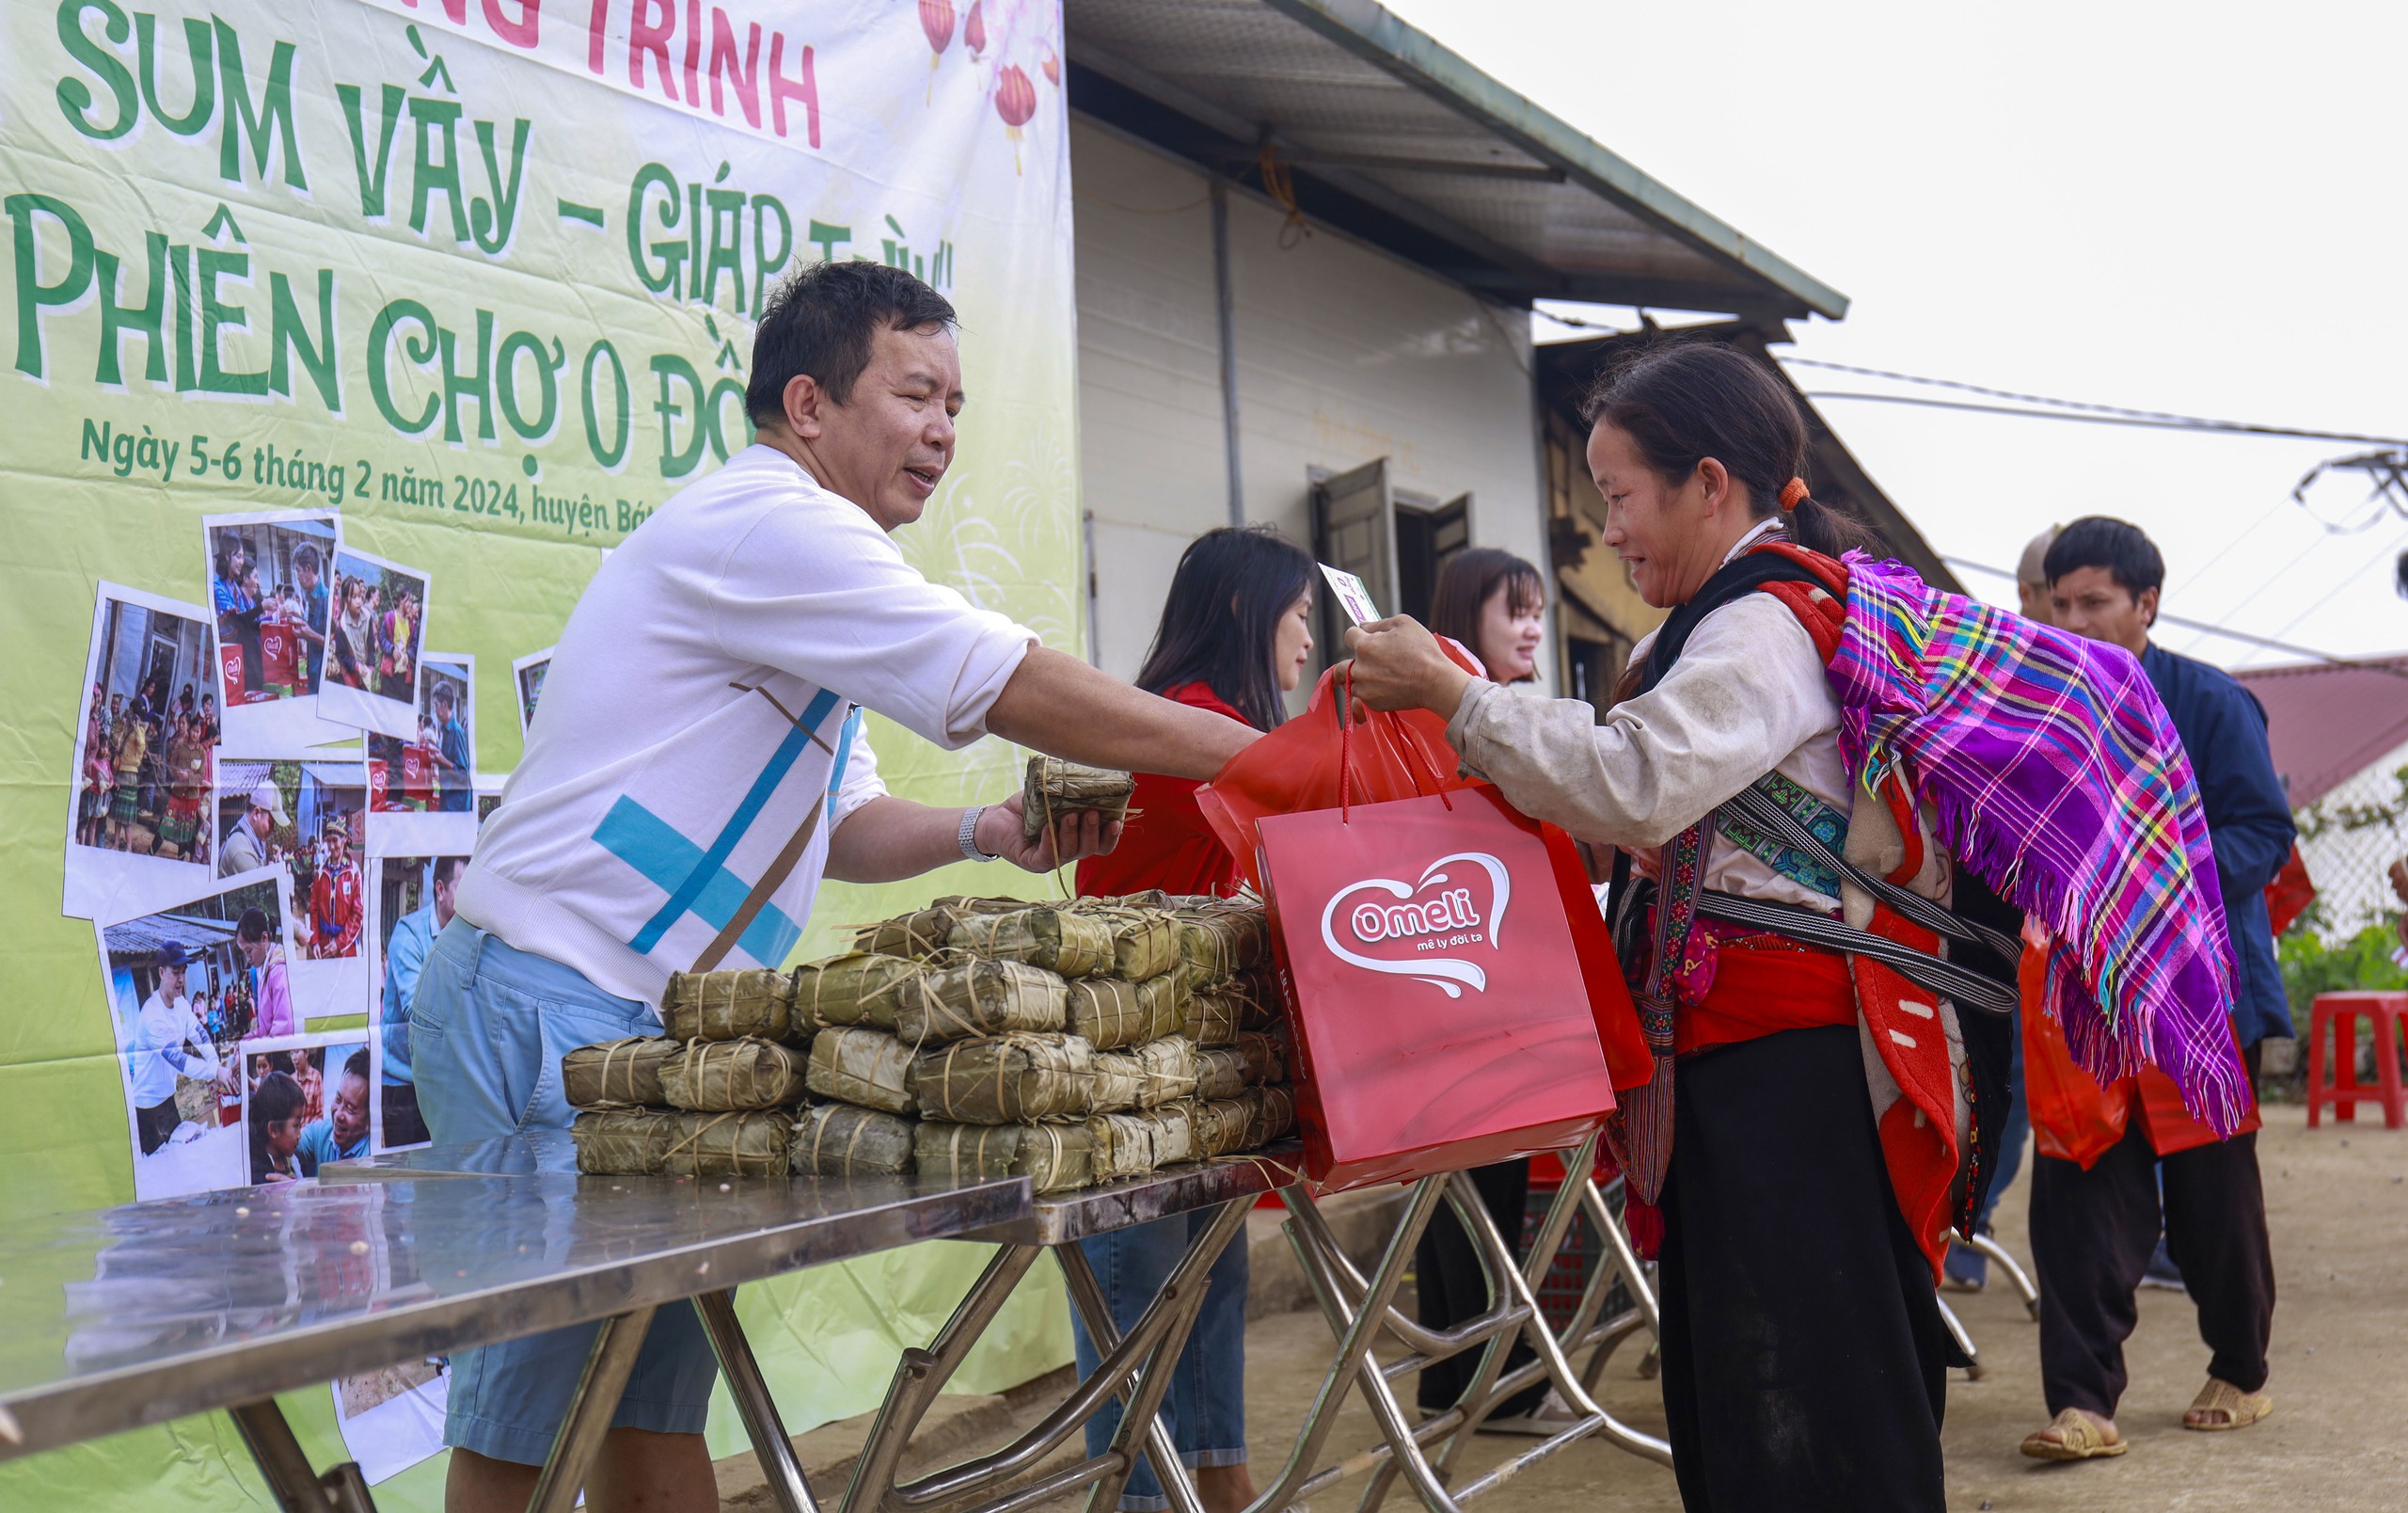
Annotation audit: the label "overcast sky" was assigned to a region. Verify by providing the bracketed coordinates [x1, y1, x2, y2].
[1384, 0, 2406, 668]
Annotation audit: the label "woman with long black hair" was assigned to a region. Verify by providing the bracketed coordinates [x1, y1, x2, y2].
[1070, 524, 1315, 1513]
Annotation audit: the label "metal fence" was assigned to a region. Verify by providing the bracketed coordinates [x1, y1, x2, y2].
[2295, 755, 2408, 945]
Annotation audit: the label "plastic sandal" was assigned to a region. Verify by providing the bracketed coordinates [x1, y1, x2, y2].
[2184, 1377, 2273, 1431]
[2020, 1408, 2128, 1460]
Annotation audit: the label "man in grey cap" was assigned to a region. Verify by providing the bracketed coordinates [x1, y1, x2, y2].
[219, 782, 285, 878]
[128, 941, 220, 1155]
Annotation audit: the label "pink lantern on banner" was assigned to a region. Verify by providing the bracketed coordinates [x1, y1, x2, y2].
[919, 0, 954, 103]
[995, 63, 1036, 173]
[965, 0, 988, 58]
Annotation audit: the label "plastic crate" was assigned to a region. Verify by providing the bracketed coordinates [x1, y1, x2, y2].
[1521, 1185, 1633, 1331]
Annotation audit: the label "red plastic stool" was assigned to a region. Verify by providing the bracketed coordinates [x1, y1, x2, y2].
[2306, 991, 2407, 1129]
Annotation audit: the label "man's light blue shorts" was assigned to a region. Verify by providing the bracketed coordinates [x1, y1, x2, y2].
[409, 919, 719, 1465]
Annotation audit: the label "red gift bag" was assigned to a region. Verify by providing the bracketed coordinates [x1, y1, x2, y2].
[367, 757, 390, 812]
[402, 742, 436, 809]
[261, 621, 296, 693]
[218, 643, 247, 705]
[1256, 787, 1619, 1189]
[1198, 660, 1643, 1189]
[1197, 661, 1650, 1093]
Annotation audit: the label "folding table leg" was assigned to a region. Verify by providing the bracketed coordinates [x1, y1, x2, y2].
[698, 1287, 821, 1513]
[229, 1397, 378, 1513]
[1243, 1176, 1451, 1513]
[1057, 1235, 1212, 1513]
[1936, 1295, 1983, 1380]
[1953, 1228, 2041, 1319]
[528, 1304, 660, 1513]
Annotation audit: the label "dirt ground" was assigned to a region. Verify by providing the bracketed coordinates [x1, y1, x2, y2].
[1232, 1102, 2408, 1512]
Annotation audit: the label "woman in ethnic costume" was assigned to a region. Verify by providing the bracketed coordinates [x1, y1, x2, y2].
[1345, 343, 2020, 1513]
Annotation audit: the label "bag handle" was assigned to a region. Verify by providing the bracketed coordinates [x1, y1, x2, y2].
[1333, 663, 1454, 824]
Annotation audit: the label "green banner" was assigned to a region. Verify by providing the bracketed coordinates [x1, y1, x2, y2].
[3, 0, 1083, 1501]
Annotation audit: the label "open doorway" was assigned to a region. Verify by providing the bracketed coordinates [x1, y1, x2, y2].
[1309, 458, 1470, 666]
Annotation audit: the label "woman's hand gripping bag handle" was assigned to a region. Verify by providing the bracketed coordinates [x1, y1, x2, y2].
[1192, 648, 1478, 893]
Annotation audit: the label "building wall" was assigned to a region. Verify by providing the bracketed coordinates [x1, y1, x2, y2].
[1070, 119, 1552, 694]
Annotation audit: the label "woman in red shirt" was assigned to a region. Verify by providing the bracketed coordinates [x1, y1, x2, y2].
[1070, 525, 1314, 1513]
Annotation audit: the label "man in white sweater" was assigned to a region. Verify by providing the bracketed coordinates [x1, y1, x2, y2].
[415, 262, 1256, 1513]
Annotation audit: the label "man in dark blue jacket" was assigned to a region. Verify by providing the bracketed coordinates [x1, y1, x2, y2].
[2020, 517, 2289, 1462]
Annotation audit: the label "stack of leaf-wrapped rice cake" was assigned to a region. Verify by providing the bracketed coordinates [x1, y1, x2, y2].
[564, 968, 808, 1177]
[559, 893, 1296, 1192]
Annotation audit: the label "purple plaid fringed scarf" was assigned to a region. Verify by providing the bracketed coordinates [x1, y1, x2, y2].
[1826, 553, 2249, 1135]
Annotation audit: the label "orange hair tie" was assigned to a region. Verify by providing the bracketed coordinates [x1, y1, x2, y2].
[1778, 477, 1810, 512]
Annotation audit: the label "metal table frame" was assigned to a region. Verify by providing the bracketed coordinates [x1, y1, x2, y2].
[838, 1135, 1674, 1513]
[0, 1148, 1033, 1513]
[837, 1153, 1291, 1513]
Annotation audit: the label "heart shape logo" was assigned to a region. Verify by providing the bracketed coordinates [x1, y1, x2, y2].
[1317, 852, 1511, 998]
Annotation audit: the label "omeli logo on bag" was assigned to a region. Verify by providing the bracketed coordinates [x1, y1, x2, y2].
[1317, 852, 1511, 997]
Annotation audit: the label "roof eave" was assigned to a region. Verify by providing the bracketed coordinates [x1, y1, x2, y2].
[1257, 0, 1850, 322]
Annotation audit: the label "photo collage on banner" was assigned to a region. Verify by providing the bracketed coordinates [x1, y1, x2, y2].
[69, 530, 549, 1179]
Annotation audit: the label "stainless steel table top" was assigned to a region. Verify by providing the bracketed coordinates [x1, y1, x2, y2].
[0, 1139, 1030, 1461]
[965, 1141, 1305, 1247]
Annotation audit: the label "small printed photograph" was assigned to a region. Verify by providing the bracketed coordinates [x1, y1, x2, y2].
[204, 511, 357, 751]
[65, 583, 220, 921]
[320, 547, 432, 741]
[96, 869, 294, 1200]
[214, 758, 368, 959]
[367, 654, 475, 814]
[335, 1356, 451, 1485]
[476, 772, 508, 824]
[512, 646, 554, 737]
[369, 853, 467, 1151]
[241, 1031, 372, 1184]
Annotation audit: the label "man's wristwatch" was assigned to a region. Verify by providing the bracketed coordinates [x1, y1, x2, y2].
[958, 804, 998, 863]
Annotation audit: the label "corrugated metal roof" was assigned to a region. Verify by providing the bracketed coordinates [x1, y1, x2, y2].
[102, 913, 240, 962]
[2234, 654, 2408, 808]
[1065, 0, 1846, 320]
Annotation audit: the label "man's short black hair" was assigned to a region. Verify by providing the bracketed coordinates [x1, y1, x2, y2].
[343, 1047, 370, 1084]
[431, 854, 467, 886]
[295, 543, 321, 574]
[746, 261, 957, 425]
[433, 681, 456, 709]
[2044, 516, 2165, 598]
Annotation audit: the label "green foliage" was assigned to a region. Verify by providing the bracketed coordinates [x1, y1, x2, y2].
[2279, 915, 2408, 1016]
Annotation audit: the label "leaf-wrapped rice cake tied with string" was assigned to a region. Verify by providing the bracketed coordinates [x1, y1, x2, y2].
[1224, 967, 1286, 1029]
[806, 1027, 919, 1115]
[662, 967, 801, 1043]
[854, 896, 1017, 959]
[947, 906, 1115, 979]
[662, 1110, 793, 1178]
[1193, 1046, 1252, 1102]
[572, 1108, 679, 1174]
[1070, 902, 1181, 982]
[1171, 907, 1271, 986]
[1188, 1096, 1256, 1159]
[1085, 1105, 1201, 1183]
[913, 1032, 1096, 1124]
[660, 1038, 809, 1111]
[1232, 1028, 1286, 1087]
[887, 956, 1069, 1044]
[1065, 971, 1184, 1051]
[916, 1120, 1094, 1195]
[795, 953, 921, 1029]
[563, 1037, 681, 1109]
[1021, 756, 1135, 842]
[791, 1102, 918, 1177]
[1089, 1035, 1196, 1114]
[1182, 987, 1242, 1048]
[1242, 1083, 1296, 1149]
